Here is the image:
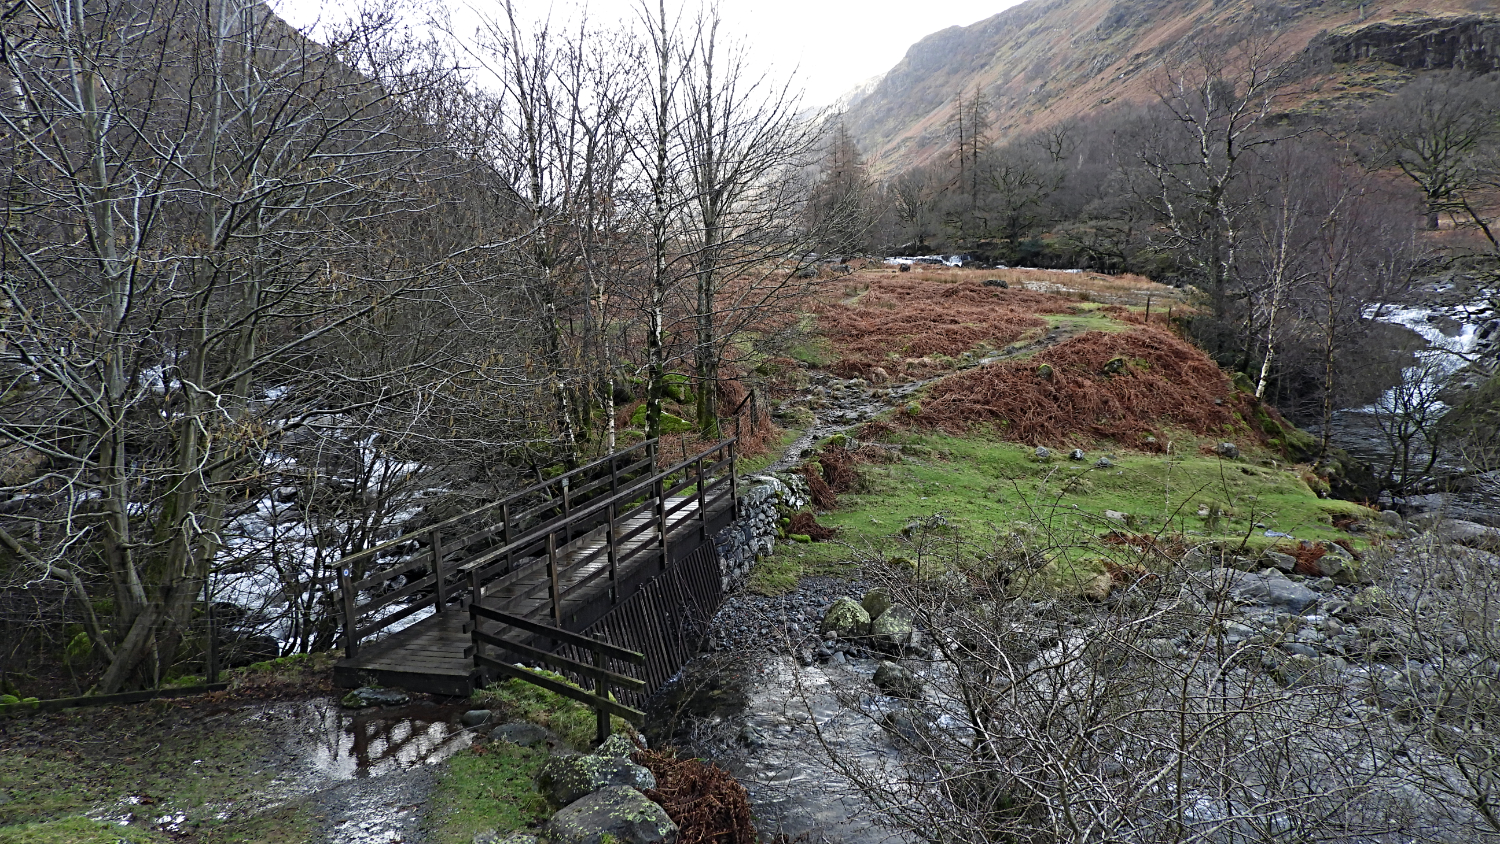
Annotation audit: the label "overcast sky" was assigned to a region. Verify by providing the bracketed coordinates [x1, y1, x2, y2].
[268, 0, 1025, 107]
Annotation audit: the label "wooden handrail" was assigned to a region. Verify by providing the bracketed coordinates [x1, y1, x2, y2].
[332, 440, 654, 571]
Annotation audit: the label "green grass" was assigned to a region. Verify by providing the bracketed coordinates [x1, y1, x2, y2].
[0, 696, 306, 841]
[426, 742, 549, 844]
[0, 818, 168, 844]
[471, 671, 631, 751]
[747, 429, 1377, 594]
[1045, 310, 1131, 334]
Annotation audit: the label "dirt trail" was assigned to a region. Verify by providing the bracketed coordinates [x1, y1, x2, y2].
[765, 323, 1085, 473]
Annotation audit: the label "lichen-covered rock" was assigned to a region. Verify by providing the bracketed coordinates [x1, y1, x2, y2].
[870, 604, 915, 650]
[544, 785, 678, 844]
[1081, 572, 1115, 601]
[593, 732, 639, 758]
[538, 753, 657, 807]
[861, 588, 893, 622]
[873, 661, 923, 699]
[821, 596, 870, 638]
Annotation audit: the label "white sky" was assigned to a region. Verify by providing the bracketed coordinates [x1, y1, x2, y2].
[269, 0, 1026, 107]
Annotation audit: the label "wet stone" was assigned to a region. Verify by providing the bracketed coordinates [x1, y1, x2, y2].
[340, 686, 409, 708]
[460, 709, 493, 728]
[490, 722, 551, 748]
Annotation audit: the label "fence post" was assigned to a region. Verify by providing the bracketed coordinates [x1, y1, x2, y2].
[338, 567, 358, 658]
[502, 501, 513, 574]
[546, 532, 562, 623]
[431, 530, 447, 613]
[594, 647, 610, 744]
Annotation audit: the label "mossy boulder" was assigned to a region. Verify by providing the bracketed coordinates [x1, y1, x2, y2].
[821, 597, 870, 638]
[870, 604, 916, 651]
[861, 588, 893, 621]
[872, 661, 923, 699]
[543, 785, 678, 844]
[537, 753, 656, 807]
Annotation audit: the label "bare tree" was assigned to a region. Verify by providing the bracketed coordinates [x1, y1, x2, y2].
[1138, 26, 1304, 326]
[0, 0, 483, 689]
[1367, 71, 1500, 238]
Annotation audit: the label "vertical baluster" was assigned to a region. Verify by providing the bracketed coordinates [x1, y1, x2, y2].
[607, 500, 619, 603]
[696, 455, 707, 541]
[654, 471, 668, 573]
[547, 532, 562, 623]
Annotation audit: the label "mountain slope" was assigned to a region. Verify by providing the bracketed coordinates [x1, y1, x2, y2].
[843, 0, 1497, 174]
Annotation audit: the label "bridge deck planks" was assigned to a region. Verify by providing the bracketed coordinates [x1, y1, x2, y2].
[334, 493, 732, 696]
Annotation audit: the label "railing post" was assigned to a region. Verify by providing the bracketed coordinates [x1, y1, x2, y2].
[562, 476, 572, 544]
[431, 530, 447, 613]
[654, 472, 668, 573]
[594, 646, 610, 744]
[696, 455, 707, 541]
[546, 532, 562, 623]
[729, 439, 739, 519]
[606, 500, 619, 603]
[338, 567, 358, 658]
[469, 602, 484, 684]
[502, 502, 513, 574]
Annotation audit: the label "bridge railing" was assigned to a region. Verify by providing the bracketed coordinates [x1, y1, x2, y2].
[336, 437, 739, 657]
[467, 603, 646, 745]
[334, 439, 657, 656]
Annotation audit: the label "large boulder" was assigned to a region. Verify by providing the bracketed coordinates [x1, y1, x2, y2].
[1221, 569, 1320, 614]
[873, 661, 924, 699]
[861, 588, 893, 621]
[544, 785, 679, 844]
[821, 597, 870, 638]
[869, 604, 916, 651]
[538, 753, 657, 807]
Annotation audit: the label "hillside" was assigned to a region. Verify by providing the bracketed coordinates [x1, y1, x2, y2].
[843, 0, 1498, 173]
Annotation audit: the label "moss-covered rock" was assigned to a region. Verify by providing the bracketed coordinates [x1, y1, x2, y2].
[821, 596, 870, 638]
[543, 785, 678, 844]
[537, 754, 656, 808]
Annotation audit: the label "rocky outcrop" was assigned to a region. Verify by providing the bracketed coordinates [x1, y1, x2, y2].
[1313, 14, 1500, 73]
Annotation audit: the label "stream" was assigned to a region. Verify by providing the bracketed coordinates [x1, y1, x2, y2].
[1321, 285, 1500, 524]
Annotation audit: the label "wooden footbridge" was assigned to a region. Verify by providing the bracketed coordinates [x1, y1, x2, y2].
[332, 438, 741, 714]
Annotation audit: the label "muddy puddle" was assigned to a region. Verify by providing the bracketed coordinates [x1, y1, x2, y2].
[252, 699, 477, 843]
